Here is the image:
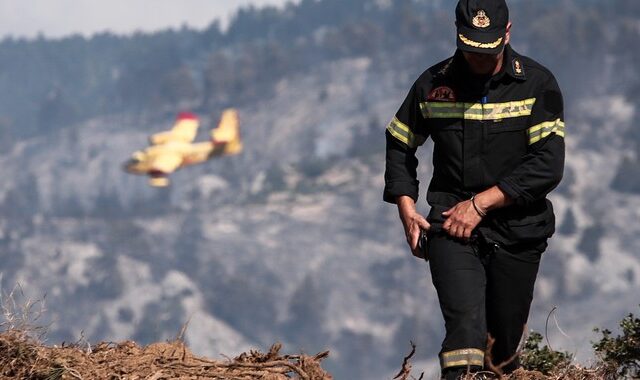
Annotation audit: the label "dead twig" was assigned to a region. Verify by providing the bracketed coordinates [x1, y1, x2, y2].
[175, 316, 192, 342]
[545, 306, 557, 351]
[393, 341, 424, 380]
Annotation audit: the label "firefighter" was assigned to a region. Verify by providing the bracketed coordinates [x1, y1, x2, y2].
[383, 0, 565, 378]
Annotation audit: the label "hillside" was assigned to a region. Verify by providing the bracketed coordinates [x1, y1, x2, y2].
[0, 0, 639, 379]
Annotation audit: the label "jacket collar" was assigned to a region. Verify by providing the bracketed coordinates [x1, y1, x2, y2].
[451, 44, 527, 82]
[503, 45, 527, 81]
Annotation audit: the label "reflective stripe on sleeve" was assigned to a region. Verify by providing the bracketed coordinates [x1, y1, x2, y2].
[420, 98, 536, 121]
[528, 118, 565, 145]
[386, 117, 426, 148]
[440, 348, 485, 369]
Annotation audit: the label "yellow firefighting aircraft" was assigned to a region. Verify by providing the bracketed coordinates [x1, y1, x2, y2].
[123, 109, 242, 187]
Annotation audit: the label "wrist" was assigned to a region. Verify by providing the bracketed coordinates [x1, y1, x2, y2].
[473, 193, 491, 212]
[475, 186, 512, 212]
[470, 195, 488, 217]
[397, 196, 416, 214]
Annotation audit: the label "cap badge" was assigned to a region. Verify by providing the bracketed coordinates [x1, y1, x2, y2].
[428, 86, 456, 102]
[472, 10, 491, 28]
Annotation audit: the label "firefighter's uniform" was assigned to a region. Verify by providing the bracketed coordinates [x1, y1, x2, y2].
[383, 43, 565, 377]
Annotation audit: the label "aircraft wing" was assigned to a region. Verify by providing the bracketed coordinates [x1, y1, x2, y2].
[150, 112, 200, 145]
[149, 152, 183, 174]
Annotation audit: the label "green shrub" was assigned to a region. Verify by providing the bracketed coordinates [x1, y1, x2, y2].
[520, 331, 573, 375]
[593, 306, 640, 378]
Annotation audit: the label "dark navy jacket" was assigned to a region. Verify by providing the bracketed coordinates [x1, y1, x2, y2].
[384, 45, 565, 245]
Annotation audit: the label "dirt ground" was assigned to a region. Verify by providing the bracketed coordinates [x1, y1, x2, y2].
[0, 329, 332, 380]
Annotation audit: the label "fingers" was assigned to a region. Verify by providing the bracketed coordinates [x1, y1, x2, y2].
[400, 211, 431, 259]
[409, 229, 419, 250]
[443, 217, 472, 239]
[406, 219, 428, 259]
[418, 217, 431, 231]
[442, 201, 482, 240]
[411, 246, 424, 259]
[443, 213, 458, 232]
[411, 226, 425, 259]
[443, 218, 451, 232]
[405, 225, 420, 249]
[408, 228, 424, 258]
[403, 213, 429, 244]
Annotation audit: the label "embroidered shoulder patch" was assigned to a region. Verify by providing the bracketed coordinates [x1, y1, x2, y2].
[428, 86, 457, 102]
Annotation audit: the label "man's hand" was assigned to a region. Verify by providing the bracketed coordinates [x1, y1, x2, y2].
[442, 200, 483, 239]
[442, 186, 513, 239]
[397, 196, 431, 258]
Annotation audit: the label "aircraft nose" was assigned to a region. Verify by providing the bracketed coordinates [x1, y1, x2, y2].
[123, 158, 141, 173]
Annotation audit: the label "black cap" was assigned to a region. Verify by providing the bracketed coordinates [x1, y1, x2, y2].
[456, 0, 509, 54]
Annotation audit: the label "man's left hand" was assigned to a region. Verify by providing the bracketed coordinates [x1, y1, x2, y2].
[442, 200, 483, 239]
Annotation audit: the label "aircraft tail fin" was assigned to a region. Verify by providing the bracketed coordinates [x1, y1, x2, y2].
[211, 108, 242, 155]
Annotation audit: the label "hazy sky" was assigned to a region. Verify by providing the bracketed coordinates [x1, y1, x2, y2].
[0, 0, 294, 39]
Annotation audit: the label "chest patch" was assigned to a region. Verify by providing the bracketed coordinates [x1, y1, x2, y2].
[428, 86, 457, 102]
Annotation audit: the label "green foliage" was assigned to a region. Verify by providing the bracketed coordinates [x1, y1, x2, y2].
[593, 307, 640, 378]
[520, 331, 573, 375]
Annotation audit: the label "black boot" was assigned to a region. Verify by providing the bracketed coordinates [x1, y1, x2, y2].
[441, 365, 483, 380]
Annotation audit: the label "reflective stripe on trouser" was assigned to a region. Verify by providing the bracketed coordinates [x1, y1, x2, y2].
[427, 233, 544, 372]
[441, 348, 485, 368]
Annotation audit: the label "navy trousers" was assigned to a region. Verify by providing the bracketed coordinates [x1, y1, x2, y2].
[427, 233, 546, 378]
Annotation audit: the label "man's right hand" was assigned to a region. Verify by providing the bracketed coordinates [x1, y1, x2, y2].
[397, 196, 431, 258]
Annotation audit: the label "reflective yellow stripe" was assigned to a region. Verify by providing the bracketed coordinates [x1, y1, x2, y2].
[440, 348, 485, 369]
[528, 118, 565, 144]
[484, 98, 537, 119]
[420, 98, 536, 121]
[386, 117, 410, 146]
[386, 117, 425, 148]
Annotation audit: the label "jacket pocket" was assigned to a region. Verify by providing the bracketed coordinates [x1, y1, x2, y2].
[487, 118, 529, 134]
[492, 200, 556, 244]
[484, 119, 529, 182]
